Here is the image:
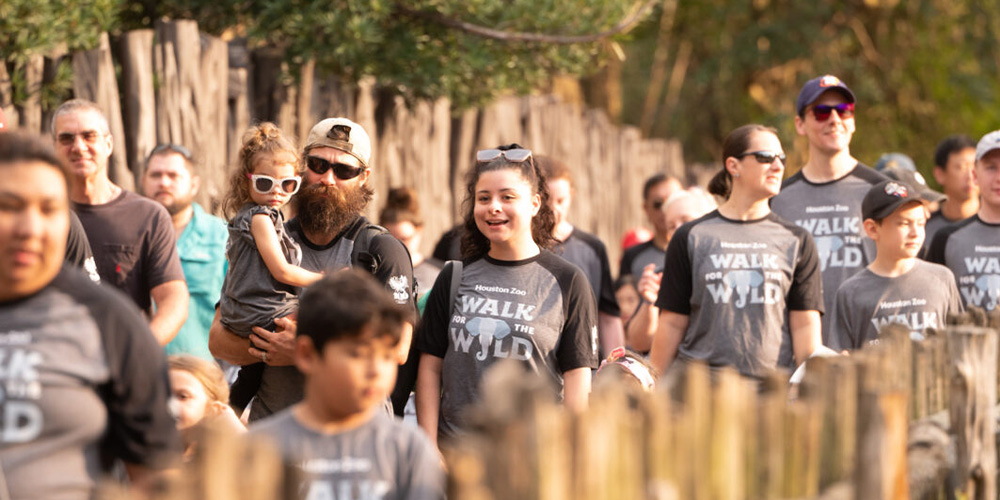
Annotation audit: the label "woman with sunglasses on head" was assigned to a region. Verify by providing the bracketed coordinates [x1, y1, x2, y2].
[649, 124, 833, 380]
[415, 144, 599, 448]
[219, 123, 321, 411]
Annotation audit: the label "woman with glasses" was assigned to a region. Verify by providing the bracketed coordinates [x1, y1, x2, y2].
[414, 144, 599, 447]
[219, 123, 322, 412]
[649, 124, 830, 379]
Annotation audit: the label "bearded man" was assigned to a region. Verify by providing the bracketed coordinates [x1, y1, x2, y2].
[141, 144, 228, 360]
[210, 118, 416, 421]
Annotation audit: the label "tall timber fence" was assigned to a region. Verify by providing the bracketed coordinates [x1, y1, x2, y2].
[0, 19, 686, 273]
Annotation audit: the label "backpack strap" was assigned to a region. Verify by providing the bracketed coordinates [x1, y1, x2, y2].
[446, 260, 463, 315]
[348, 222, 390, 275]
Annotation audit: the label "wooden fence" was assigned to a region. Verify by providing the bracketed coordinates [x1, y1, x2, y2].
[0, 20, 686, 273]
[92, 314, 1000, 500]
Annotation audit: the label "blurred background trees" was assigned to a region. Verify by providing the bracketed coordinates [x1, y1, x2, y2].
[3, 0, 999, 182]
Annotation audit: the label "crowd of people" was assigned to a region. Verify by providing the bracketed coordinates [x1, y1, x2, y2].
[0, 72, 998, 498]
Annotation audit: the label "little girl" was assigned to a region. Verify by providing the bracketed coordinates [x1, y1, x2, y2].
[219, 122, 322, 411]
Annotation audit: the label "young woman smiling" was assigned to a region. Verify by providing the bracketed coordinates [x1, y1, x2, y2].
[650, 125, 832, 379]
[414, 144, 599, 447]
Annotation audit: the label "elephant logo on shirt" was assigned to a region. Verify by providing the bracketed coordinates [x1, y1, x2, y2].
[724, 270, 765, 308]
[466, 317, 512, 361]
[975, 274, 1000, 310]
[814, 235, 843, 271]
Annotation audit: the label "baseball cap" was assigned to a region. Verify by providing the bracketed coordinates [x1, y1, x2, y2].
[874, 152, 917, 172]
[796, 75, 856, 117]
[880, 166, 945, 204]
[975, 130, 1000, 163]
[304, 117, 372, 168]
[862, 180, 929, 221]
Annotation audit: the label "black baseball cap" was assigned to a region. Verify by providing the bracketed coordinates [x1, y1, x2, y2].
[796, 75, 856, 117]
[862, 180, 929, 221]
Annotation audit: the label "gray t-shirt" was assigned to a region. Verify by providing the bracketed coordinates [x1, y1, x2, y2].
[830, 261, 962, 350]
[769, 164, 886, 344]
[554, 228, 621, 316]
[655, 211, 824, 377]
[252, 216, 416, 422]
[927, 215, 1000, 311]
[219, 203, 300, 336]
[251, 410, 444, 500]
[0, 267, 178, 499]
[619, 240, 664, 279]
[416, 251, 599, 438]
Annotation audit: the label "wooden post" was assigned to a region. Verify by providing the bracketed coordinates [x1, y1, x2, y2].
[72, 33, 132, 190]
[120, 29, 156, 188]
[854, 390, 910, 500]
[800, 355, 858, 490]
[946, 325, 998, 500]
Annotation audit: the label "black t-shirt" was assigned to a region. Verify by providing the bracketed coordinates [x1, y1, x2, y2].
[66, 210, 100, 283]
[0, 266, 179, 498]
[553, 228, 621, 316]
[618, 240, 664, 280]
[927, 214, 1000, 311]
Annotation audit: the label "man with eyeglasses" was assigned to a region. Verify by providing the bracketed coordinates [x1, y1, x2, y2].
[210, 117, 417, 420]
[141, 144, 228, 361]
[52, 99, 187, 347]
[770, 75, 887, 352]
[618, 173, 684, 280]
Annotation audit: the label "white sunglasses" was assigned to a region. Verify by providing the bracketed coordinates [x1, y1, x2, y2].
[246, 173, 301, 195]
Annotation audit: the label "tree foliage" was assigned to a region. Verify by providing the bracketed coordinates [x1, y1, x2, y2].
[619, 0, 1000, 179]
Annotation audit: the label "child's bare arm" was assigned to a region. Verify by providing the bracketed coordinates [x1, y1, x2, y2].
[250, 213, 323, 287]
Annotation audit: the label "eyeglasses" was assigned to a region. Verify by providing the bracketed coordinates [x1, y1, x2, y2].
[56, 130, 105, 146]
[246, 173, 301, 195]
[738, 150, 786, 164]
[149, 143, 193, 162]
[476, 148, 533, 164]
[810, 102, 855, 122]
[305, 156, 366, 180]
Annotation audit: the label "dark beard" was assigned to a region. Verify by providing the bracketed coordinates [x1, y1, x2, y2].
[295, 182, 374, 236]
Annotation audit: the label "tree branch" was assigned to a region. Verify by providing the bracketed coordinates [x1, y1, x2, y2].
[396, 1, 658, 44]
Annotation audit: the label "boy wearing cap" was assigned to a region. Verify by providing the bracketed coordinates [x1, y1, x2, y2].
[771, 75, 888, 351]
[927, 130, 1000, 312]
[830, 180, 961, 350]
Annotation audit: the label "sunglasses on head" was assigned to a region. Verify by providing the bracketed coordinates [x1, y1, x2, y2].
[738, 150, 786, 164]
[305, 156, 366, 180]
[811, 102, 855, 122]
[149, 143, 194, 162]
[247, 173, 301, 195]
[476, 148, 533, 164]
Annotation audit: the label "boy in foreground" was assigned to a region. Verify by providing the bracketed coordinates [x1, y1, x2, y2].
[251, 270, 445, 500]
[830, 180, 962, 350]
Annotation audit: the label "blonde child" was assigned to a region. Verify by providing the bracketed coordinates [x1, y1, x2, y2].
[219, 123, 322, 409]
[168, 355, 245, 459]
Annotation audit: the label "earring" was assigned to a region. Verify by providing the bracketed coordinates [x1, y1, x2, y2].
[734, 172, 740, 178]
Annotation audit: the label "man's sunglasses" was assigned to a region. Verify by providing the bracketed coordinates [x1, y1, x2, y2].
[737, 150, 786, 164]
[811, 103, 855, 122]
[476, 148, 533, 164]
[305, 156, 366, 180]
[56, 130, 105, 146]
[150, 143, 194, 162]
[246, 173, 301, 195]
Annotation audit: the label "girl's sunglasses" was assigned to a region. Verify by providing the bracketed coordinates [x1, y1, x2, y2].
[737, 150, 786, 164]
[305, 156, 366, 180]
[246, 173, 301, 195]
[476, 148, 533, 163]
[811, 103, 855, 122]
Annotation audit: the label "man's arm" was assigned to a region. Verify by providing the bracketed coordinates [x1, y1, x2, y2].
[208, 308, 258, 366]
[149, 280, 188, 346]
[562, 367, 592, 412]
[625, 264, 662, 353]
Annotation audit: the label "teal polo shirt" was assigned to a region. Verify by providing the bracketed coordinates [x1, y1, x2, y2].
[166, 203, 228, 359]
